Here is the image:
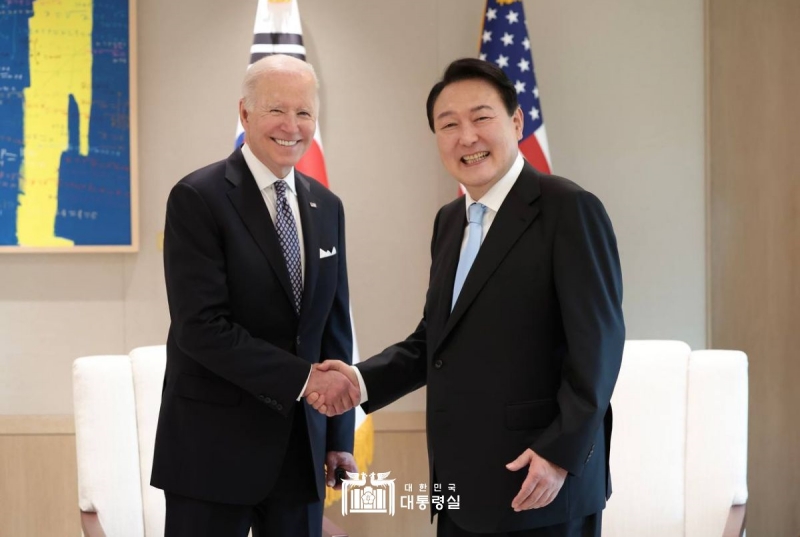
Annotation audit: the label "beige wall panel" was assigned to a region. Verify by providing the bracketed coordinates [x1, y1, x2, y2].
[527, 0, 707, 348]
[298, 0, 443, 412]
[1, 0, 707, 414]
[0, 433, 80, 535]
[708, 0, 800, 535]
[0, 281, 125, 413]
[122, 246, 170, 351]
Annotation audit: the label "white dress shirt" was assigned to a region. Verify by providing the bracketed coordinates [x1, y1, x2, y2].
[241, 143, 306, 280]
[459, 152, 524, 253]
[353, 152, 526, 403]
[241, 143, 311, 400]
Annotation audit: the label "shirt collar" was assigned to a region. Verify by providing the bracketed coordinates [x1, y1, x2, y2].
[465, 152, 524, 215]
[241, 143, 297, 195]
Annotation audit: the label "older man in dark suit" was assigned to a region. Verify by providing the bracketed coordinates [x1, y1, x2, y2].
[151, 54, 359, 537]
[314, 58, 625, 537]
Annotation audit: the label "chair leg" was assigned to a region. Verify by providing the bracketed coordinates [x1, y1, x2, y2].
[722, 504, 746, 537]
[322, 515, 348, 537]
[80, 511, 107, 537]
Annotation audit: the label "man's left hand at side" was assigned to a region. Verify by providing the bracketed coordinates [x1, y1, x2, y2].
[325, 451, 358, 491]
[506, 448, 567, 511]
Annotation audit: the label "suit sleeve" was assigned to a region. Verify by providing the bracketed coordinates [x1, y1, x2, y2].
[356, 317, 428, 413]
[323, 198, 356, 453]
[164, 182, 311, 416]
[354, 209, 446, 413]
[531, 189, 625, 476]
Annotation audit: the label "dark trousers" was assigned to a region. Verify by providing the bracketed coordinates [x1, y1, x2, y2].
[164, 403, 322, 537]
[436, 507, 602, 537]
[164, 493, 323, 537]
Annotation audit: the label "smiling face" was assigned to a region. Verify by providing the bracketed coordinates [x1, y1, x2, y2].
[432, 78, 523, 200]
[239, 67, 318, 178]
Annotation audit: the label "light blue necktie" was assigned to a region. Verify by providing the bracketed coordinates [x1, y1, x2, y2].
[273, 179, 303, 315]
[452, 202, 487, 311]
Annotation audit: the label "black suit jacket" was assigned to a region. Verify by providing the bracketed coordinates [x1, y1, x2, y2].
[151, 148, 354, 505]
[357, 162, 624, 533]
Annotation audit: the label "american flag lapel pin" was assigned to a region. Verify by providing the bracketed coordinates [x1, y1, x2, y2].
[310, 202, 317, 208]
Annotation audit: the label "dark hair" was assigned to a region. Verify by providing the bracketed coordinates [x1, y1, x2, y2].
[425, 58, 519, 132]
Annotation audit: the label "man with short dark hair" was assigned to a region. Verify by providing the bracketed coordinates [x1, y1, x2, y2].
[315, 58, 625, 536]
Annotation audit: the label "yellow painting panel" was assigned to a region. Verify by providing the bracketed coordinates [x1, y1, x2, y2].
[17, 0, 93, 246]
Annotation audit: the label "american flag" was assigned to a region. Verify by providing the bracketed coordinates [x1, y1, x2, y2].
[235, 0, 329, 186]
[479, 0, 552, 174]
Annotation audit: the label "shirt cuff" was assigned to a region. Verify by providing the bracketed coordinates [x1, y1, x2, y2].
[352, 365, 369, 403]
[297, 366, 312, 401]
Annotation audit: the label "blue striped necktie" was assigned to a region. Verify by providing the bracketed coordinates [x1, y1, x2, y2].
[452, 202, 487, 311]
[273, 180, 303, 314]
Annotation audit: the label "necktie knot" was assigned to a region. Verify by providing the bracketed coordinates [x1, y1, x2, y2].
[468, 202, 486, 225]
[274, 179, 288, 199]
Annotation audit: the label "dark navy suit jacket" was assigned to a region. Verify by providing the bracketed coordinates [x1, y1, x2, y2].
[151, 148, 354, 504]
[358, 162, 624, 533]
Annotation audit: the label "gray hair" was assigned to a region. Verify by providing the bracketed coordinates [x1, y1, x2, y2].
[241, 54, 319, 111]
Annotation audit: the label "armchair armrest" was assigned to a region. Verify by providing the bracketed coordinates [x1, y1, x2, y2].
[80, 511, 107, 537]
[722, 504, 746, 537]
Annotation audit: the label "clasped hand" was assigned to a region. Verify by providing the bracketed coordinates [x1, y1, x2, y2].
[302, 360, 360, 417]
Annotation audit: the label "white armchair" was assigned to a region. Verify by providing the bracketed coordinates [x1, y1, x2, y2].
[72, 341, 746, 537]
[72, 345, 348, 537]
[603, 341, 748, 537]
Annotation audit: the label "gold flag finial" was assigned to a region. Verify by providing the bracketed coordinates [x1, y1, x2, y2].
[496, 0, 519, 5]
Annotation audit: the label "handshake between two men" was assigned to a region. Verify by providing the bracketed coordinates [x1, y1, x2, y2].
[302, 360, 360, 417]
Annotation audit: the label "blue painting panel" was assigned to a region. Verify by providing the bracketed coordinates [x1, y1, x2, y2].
[55, 0, 131, 246]
[0, 1, 33, 245]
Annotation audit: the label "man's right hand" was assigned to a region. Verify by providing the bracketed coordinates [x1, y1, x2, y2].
[303, 363, 360, 416]
[305, 360, 360, 416]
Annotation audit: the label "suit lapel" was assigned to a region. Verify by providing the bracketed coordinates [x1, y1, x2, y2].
[225, 150, 296, 312]
[428, 203, 466, 344]
[295, 172, 320, 321]
[435, 164, 541, 353]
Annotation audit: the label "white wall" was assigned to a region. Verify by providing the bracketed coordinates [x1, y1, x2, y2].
[0, 0, 705, 414]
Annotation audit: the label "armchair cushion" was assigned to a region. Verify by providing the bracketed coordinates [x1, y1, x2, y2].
[73, 355, 145, 536]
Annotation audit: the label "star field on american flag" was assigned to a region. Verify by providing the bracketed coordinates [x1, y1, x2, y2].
[479, 0, 544, 140]
[477, 0, 552, 173]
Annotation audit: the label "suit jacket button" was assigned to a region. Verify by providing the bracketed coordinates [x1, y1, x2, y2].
[277, 404, 283, 410]
[433, 360, 443, 369]
[296, 336, 301, 346]
[264, 397, 272, 403]
[258, 394, 266, 400]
